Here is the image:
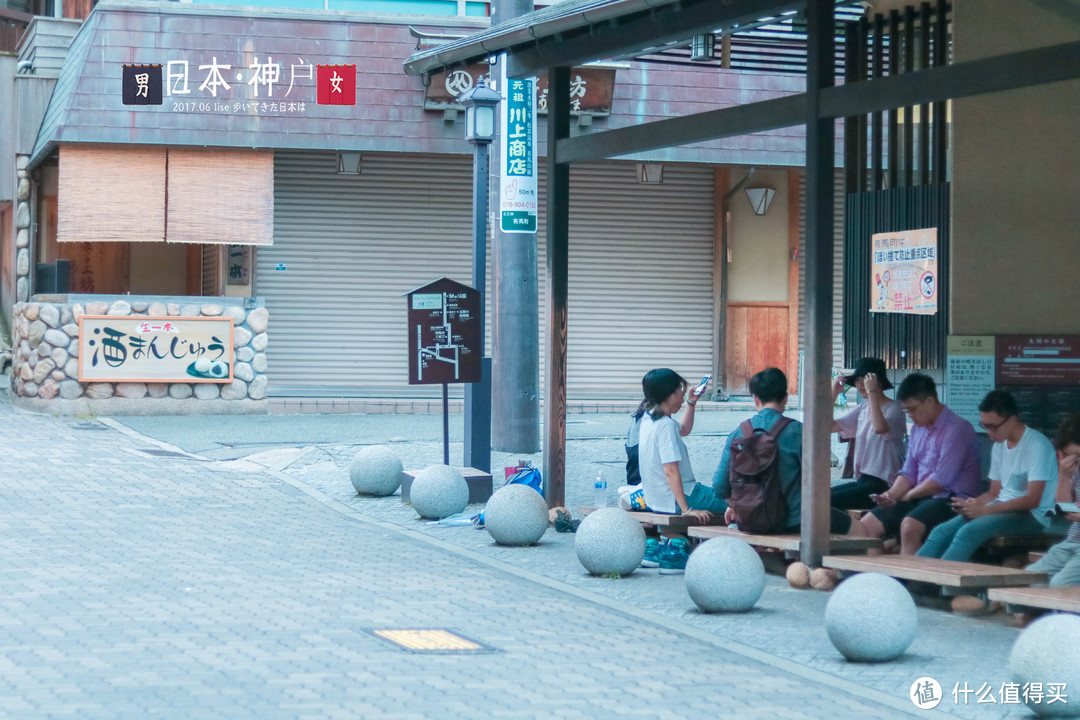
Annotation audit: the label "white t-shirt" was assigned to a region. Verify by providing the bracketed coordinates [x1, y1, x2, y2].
[989, 426, 1059, 527]
[835, 398, 906, 485]
[638, 412, 695, 514]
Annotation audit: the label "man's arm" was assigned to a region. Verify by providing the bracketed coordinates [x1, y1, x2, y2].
[712, 433, 736, 500]
[900, 478, 944, 501]
[1057, 454, 1080, 503]
[926, 421, 980, 497]
[961, 481, 1044, 518]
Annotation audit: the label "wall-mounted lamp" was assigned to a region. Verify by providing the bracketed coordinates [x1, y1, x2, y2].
[690, 33, 716, 62]
[637, 162, 663, 184]
[745, 186, 776, 215]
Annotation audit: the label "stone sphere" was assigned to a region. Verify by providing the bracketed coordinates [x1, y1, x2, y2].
[1010, 614, 1080, 717]
[484, 484, 549, 546]
[786, 561, 811, 588]
[810, 567, 839, 591]
[684, 537, 765, 612]
[825, 573, 916, 662]
[410, 464, 469, 519]
[574, 508, 646, 577]
[349, 445, 403, 496]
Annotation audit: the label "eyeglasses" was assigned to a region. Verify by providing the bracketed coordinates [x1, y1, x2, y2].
[979, 417, 1011, 432]
[901, 398, 927, 416]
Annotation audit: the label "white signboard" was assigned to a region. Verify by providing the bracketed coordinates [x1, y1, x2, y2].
[946, 335, 995, 428]
[499, 61, 538, 234]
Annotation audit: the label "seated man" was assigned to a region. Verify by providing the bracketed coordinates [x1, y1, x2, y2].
[713, 367, 855, 535]
[829, 356, 907, 510]
[857, 373, 981, 554]
[1026, 413, 1080, 587]
[917, 390, 1058, 562]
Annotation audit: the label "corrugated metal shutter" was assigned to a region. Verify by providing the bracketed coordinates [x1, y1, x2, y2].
[262, 151, 476, 397]
[201, 245, 220, 296]
[263, 152, 713, 399]
[543, 162, 715, 399]
[797, 169, 845, 371]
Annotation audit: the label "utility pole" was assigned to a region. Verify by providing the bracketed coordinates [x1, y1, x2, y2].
[490, 0, 540, 454]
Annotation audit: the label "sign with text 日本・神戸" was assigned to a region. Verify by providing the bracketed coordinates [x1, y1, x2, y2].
[78, 316, 234, 383]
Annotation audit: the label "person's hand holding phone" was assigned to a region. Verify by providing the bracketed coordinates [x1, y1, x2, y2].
[689, 375, 709, 403]
[870, 492, 896, 508]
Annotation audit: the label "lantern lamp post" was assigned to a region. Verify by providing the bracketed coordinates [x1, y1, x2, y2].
[458, 77, 500, 473]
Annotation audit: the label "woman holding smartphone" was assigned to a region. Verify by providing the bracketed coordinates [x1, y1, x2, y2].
[635, 368, 727, 574]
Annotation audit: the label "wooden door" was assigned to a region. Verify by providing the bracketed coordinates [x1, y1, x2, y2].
[724, 301, 790, 395]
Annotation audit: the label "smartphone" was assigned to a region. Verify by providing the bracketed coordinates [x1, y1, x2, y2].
[693, 375, 710, 396]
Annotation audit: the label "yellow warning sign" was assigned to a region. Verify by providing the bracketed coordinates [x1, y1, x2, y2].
[373, 629, 483, 652]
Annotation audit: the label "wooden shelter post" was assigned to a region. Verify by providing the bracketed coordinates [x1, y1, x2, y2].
[543, 66, 571, 509]
[800, 0, 835, 567]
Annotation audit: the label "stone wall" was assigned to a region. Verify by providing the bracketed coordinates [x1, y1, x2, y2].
[10, 297, 269, 415]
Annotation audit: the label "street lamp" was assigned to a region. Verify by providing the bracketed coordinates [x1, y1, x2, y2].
[459, 77, 500, 473]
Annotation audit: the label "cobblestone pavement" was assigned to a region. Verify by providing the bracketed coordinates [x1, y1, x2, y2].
[0, 397, 1049, 719]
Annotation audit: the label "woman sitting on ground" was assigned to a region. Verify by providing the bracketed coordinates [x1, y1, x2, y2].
[636, 368, 727, 574]
[829, 357, 906, 511]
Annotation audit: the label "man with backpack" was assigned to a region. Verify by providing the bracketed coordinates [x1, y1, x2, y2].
[712, 367, 855, 535]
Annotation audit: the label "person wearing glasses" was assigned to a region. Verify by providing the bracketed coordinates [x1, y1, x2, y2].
[916, 390, 1057, 563]
[855, 373, 981, 554]
[1025, 413, 1080, 587]
[829, 357, 907, 510]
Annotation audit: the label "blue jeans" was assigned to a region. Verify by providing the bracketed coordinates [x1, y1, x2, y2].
[916, 510, 1046, 562]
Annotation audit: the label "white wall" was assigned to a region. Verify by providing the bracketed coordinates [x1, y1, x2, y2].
[951, 0, 1080, 334]
[726, 168, 789, 302]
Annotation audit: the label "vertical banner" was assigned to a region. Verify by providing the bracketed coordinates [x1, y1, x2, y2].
[946, 335, 995, 428]
[500, 62, 538, 234]
[869, 227, 938, 314]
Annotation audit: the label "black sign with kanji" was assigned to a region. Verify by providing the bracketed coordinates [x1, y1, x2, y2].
[122, 64, 163, 106]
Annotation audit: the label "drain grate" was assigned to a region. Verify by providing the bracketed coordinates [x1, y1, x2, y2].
[369, 629, 493, 654]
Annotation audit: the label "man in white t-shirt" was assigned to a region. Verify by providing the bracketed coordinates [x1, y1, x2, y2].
[916, 389, 1057, 563]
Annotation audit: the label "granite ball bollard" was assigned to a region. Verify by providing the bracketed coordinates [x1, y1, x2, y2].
[349, 445, 404, 497]
[410, 464, 469, 519]
[484, 484, 549, 546]
[825, 573, 916, 662]
[684, 537, 765, 612]
[1010, 614, 1080, 717]
[574, 508, 646, 577]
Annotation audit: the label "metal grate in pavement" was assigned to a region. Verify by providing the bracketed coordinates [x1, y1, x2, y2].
[369, 629, 494, 654]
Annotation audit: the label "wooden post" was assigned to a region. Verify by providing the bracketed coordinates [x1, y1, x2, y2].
[543, 66, 571, 509]
[801, 0, 836, 568]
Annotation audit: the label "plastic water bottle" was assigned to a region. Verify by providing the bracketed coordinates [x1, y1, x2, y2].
[594, 473, 608, 508]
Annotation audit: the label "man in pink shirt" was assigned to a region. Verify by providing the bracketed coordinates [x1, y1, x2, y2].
[855, 373, 981, 554]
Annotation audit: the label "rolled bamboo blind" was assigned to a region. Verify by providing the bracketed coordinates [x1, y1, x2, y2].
[58, 145, 167, 242]
[165, 149, 273, 246]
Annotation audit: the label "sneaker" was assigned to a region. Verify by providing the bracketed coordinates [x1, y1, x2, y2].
[641, 538, 664, 568]
[658, 538, 690, 575]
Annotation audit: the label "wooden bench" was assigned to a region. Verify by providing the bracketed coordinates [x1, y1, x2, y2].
[982, 534, 1062, 551]
[822, 554, 1049, 591]
[988, 587, 1080, 614]
[688, 526, 882, 554]
[578, 506, 726, 529]
[1029, 551, 1046, 564]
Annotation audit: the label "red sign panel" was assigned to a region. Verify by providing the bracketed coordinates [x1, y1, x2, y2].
[316, 65, 356, 105]
[996, 334, 1080, 385]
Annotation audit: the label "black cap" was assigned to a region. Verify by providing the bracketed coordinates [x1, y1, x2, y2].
[845, 357, 893, 390]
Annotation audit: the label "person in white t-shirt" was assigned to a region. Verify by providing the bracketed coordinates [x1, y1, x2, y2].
[916, 389, 1058, 563]
[636, 368, 727, 573]
[829, 357, 907, 510]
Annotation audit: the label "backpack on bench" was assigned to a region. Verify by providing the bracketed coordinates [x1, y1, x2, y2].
[728, 416, 792, 534]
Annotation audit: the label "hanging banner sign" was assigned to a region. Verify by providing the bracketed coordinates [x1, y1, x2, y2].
[500, 62, 538, 234]
[869, 227, 938, 315]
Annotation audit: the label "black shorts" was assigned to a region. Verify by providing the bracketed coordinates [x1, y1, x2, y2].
[783, 507, 853, 535]
[870, 496, 955, 538]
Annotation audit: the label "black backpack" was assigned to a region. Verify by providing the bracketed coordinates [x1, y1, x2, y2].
[727, 416, 793, 534]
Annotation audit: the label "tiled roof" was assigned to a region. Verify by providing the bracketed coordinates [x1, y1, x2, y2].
[30, 1, 811, 168]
